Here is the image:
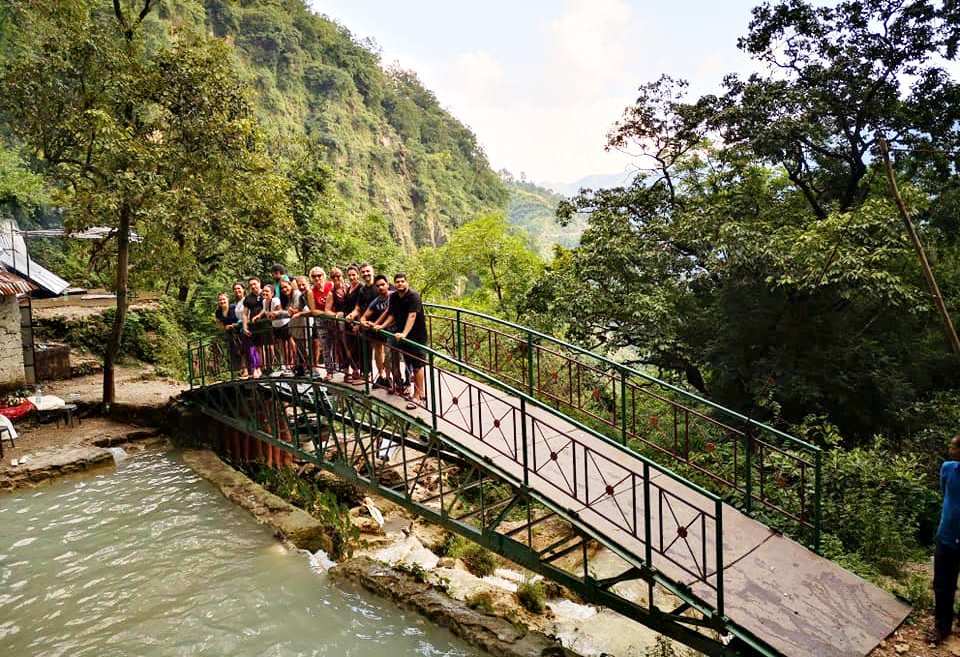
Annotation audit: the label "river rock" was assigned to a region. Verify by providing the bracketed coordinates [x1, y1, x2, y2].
[0, 445, 114, 492]
[331, 557, 578, 657]
[181, 449, 334, 553]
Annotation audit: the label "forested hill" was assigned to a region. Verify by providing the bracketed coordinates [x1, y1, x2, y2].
[202, 0, 507, 249]
[502, 173, 585, 257]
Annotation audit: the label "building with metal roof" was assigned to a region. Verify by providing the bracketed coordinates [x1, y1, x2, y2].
[0, 271, 36, 297]
[0, 219, 70, 297]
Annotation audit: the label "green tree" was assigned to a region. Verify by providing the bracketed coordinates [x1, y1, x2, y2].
[0, 0, 289, 403]
[535, 0, 960, 436]
[419, 213, 543, 318]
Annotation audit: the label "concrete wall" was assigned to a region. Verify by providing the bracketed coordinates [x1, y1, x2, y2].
[0, 296, 25, 390]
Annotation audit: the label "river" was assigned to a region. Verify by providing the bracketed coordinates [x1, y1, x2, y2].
[0, 449, 480, 657]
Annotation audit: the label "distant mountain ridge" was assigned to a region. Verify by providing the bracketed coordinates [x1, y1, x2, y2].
[542, 171, 637, 197]
[502, 172, 585, 257]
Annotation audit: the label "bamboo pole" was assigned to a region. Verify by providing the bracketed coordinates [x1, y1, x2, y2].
[877, 138, 960, 355]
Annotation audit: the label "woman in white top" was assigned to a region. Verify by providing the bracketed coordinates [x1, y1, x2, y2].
[271, 279, 297, 375]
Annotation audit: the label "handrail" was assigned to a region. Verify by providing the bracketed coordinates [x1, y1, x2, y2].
[186, 319, 722, 503]
[424, 303, 817, 453]
[188, 304, 821, 553]
[186, 318, 727, 613]
[422, 303, 822, 551]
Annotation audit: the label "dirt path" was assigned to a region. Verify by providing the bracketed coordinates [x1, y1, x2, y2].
[39, 364, 185, 407]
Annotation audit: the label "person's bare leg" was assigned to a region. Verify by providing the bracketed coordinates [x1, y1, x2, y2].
[414, 367, 425, 402]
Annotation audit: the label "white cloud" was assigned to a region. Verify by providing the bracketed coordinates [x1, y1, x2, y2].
[419, 0, 641, 183]
[545, 0, 633, 98]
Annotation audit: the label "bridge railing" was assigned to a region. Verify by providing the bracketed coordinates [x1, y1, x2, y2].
[186, 318, 728, 616]
[423, 304, 822, 551]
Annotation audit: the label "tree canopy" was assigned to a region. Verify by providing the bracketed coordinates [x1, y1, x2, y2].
[535, 0, 960, 440]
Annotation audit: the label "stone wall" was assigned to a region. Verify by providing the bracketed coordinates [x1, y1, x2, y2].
[0, 296, 25, 390]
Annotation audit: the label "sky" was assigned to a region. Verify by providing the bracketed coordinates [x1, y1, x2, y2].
[305, 0, 784, 186]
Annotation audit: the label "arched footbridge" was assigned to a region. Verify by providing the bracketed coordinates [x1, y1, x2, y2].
[183, 305, 909, 657]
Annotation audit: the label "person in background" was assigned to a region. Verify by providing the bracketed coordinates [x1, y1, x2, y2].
[933, 434, 960, 644]
[270, 278, 296, 375]
[342, 264, 363, 383]
[348, 263, 379, 382]
[270, 263, 289, 297]
[359, 274, 395, 390]
[231, 282, 249, 378]
[374, 272, 427, 409]
[325, 267, 359, 383]
[241, 277, 263, 379]
[214, 292, 242, 377]
[290, 275, 310, 376]
[251, 284, 277, 372]
[307, 266, 334, 378]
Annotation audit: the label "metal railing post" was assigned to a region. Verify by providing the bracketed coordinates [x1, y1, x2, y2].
[526, 332, 534, 397]
[307, 317, 315, 376]
[715, 498, 724, 618]
[619, 367, 628, 445]
[455, 310, 464, 372]
[814, 449, 822, 553]
[361, 333, 370, 394]
[428, 350, 438, 432]
[643, 461, 652, 567]
[520, 397, 529, 486]
[744, 427, 753, 515]
[199, 342, 206, 388]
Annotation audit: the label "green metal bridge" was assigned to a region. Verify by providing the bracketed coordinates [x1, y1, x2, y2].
[184, 305, 908, 657]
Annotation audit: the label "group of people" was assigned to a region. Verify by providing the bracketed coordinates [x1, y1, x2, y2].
[214, 263, 428, 410]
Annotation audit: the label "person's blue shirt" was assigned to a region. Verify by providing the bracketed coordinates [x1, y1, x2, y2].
[937, 461, 960, 546]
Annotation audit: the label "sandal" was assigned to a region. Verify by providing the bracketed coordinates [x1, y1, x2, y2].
[405, 400, 417, 410]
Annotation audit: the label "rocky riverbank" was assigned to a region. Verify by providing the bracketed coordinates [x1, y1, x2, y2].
[0, 417, 167, 492]
[181, 448, 334, 554]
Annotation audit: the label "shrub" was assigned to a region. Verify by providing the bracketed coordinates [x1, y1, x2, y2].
[516, 576, 546, 614]
[442, 534, 497, 577]
[820, 437, 936, 576]
[252, 464, 359, 559]
[465, 591, 495, 614]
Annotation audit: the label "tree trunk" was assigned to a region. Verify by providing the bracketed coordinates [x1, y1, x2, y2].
[103, 201, 132, 406]
[178, 284, 189, 302]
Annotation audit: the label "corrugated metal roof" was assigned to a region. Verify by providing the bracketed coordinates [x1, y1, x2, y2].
[0, 271, 36, 296]
[0, 219, 70, 296]
[18, 226, 143, 242]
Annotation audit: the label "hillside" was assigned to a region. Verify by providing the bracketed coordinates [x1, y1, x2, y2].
[201, 0, 507, 249]
[503, 173, 585, 256]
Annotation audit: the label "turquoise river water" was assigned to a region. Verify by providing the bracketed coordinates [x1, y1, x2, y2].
[0, 450, 480, 657]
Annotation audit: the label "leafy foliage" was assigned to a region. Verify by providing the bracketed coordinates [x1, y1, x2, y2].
[515, 576, 546, 614]
[252, 464, 360, 559]
[417, 213, 544, 318]
[533, 1, 960, 441]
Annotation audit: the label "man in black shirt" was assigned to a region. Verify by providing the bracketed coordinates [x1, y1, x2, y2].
[374, 272, 427, 409]
[240, 277, 264, 378]
[347, 263, 379, 381]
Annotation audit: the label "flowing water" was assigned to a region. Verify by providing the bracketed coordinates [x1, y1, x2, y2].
[0, 450, 480, 657]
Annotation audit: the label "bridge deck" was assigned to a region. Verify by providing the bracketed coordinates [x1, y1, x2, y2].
[360, 371, 909, 657]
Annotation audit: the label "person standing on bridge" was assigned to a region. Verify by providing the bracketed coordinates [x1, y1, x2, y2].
[374, 272, 427, 410]
[360, 274, 397, 390]
[241, 277, 264, 379]
[348, 263, 379, 382]
[307, 267, 334, 378]
[933, 434, 960, 644]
